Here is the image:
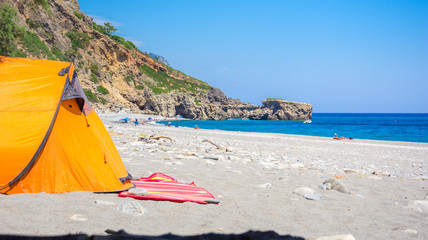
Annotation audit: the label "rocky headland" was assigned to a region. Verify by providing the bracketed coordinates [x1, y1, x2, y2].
[0, 0, 312, 120]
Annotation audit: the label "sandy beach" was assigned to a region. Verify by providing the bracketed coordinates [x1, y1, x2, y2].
[1, 113, 427, 240]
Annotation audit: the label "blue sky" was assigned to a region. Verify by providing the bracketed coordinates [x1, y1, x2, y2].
[79, 0, 428, 113]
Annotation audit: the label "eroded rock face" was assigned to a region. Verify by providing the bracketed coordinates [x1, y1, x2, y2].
[262, 100, 313, 120]
[4, 0, 313, 120]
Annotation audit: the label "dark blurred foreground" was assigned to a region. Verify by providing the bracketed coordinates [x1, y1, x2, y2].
[0, 230, 305, 240]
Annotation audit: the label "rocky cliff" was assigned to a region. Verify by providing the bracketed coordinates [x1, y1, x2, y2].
[0, 0, 312, 120]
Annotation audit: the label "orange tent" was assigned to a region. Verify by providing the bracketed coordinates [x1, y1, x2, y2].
[0, 56, 133, 194]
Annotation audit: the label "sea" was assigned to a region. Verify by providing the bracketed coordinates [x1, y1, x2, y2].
[159, 113, 428, 143]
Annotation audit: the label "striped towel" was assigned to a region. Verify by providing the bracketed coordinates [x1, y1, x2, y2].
[118, 173, 218, 204]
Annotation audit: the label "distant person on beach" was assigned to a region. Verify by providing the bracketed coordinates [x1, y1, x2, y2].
[134, 119, 139, 126]
[167, 122, 171, 127]
[194, 125, 199, 129]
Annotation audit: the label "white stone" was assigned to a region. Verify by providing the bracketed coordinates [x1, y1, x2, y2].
[405, 200, 428, 215]
[260, 183, 272, 189]
[293, 187, 316, 196]
[205, 160, 216, 166]
[290, 163, 305, 169]
[316, 234, 355, 240]
[94, 200, 117, 206]
[304, 193, 323, 201]
[127, 188, 149, 196]
[402, 228, 418, 235]
[323, 178, 350, 194]
[70, 214, 88, 221]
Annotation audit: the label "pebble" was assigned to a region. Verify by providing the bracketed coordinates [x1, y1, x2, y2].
[127, 188, 149, 196]
[204, 155, 220, 160]
[70, 214, 88, 221]
[316, 234, 355, 240]
[177, 179, 193, 184]
[205, 160, 216, 166]
[405, 200, 428, 215]
[372, 171, 391, 177]
[402, 228, 418, 235]
[260, 183, 272, 189]
[117, 201, 148, 216]
[323, 178, 350, 194]
[293, 187, 317, 196]
[304, 193, 323, 201]
[94, 200, 117, 206]
[290, 163, 305, 169]
[344, 169, 359, 174]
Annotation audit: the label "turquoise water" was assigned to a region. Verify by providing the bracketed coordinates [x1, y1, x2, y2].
[160, 113, 428, 143]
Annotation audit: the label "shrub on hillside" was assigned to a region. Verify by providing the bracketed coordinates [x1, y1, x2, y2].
[97, 85, 109, 95]
[73, 11, 83, 19]
[90, 73, 98, 83]
[65, 29, 90, 51]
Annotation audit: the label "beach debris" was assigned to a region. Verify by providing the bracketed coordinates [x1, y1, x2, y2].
[322, 178, 350, 194]
[405, 200, 428, 215]
[372, 170, 390, 177]
[316, 234, 355, 240]
[344, 169, 359, 174]
[117, 201, 148, 216]
[204, 155, 220, 161]
[181, 152, 198, 156]
[293, 187, 317, 197]
[402, 228, 418, 235]
[202, 139, 232, 152]
[127, 188, 149, 196]
[94, 200, 117, 206]
[204, 199, 221, 204]
[177, 179, 193, 184]
[150, 136, 173, 141]
[259, 183, 272, 189]
[304, 193, 323, 201]
[333, 175, 345, 179]
[290, 163, 305, 169]
[70, 214, 88, 221]
[205, 160, 216, 166]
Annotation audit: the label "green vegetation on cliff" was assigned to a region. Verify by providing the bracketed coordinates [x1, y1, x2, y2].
[110, 35, 138, 50]
[0, 2, 214, 106]
[138, 64, 210, 94]
[0, 4, 56, 59]
[65, 30, 90, 51]
[97, 85, 109, 95]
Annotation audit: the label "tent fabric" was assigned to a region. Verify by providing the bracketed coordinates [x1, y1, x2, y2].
[118, 173, 217, 204]
[0, 56, 132, 194]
